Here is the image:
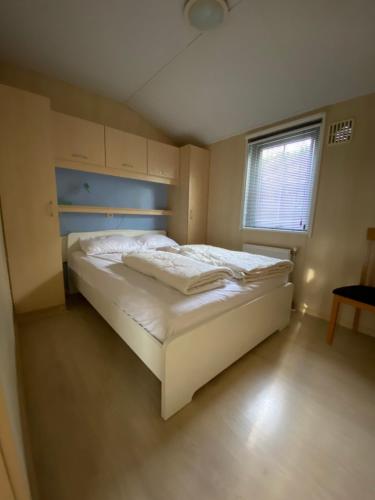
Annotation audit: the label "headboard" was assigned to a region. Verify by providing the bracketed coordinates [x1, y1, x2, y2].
[62, 229, 166, 261]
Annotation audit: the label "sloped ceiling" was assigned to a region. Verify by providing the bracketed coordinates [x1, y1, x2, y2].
[0, 0, 374, 145]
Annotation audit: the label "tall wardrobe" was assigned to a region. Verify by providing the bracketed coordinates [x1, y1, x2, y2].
[168, 145, 210, 244]
[0, 84, 65, 314]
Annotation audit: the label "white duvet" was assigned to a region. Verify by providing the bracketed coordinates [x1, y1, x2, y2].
[123, 250, 232, 295]
[166, 245, 293, 282]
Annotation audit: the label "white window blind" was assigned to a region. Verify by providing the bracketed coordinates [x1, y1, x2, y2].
[242, 121, 322, 232]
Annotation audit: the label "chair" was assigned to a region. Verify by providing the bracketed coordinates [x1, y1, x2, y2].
[326, 228, 375, 345]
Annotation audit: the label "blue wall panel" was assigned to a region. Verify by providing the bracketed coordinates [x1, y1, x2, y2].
[55, 167, 169, 236]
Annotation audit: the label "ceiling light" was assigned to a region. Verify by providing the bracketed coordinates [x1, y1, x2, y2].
[184, 0, 229, 31]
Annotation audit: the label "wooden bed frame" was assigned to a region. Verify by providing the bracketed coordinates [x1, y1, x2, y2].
[67, 230, 294, 419]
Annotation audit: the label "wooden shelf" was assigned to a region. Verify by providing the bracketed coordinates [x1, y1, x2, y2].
[58, 205, 172, 216]
[55, 160, 178, 185]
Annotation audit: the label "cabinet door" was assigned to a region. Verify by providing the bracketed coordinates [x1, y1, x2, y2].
[0, 85, 65, 313]
[148, 140, 179, 179]
[167, 150, 190, 244]
[105, 127, 147, 174]
[188, 147, 210, 244]
[52, 111, 105, 166]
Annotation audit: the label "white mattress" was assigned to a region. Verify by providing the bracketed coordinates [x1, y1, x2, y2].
[69, 251, 289, 343]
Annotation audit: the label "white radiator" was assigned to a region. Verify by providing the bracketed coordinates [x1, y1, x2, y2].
[243, 243, 297, 311]
[242, 243, 295, 261]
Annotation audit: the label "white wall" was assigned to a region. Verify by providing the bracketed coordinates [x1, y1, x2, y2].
[207, 92, 375, 335]
[0, 213, 31, 500]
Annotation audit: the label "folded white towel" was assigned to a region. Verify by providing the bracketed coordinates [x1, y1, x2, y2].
[122, 250, 233, 295]
[166, 245, 293, 282]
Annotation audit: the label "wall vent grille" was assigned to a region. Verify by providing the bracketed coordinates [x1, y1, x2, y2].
[328, 119, 353, 145]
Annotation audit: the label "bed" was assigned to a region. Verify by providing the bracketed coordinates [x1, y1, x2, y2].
[66, 229, 294, 419]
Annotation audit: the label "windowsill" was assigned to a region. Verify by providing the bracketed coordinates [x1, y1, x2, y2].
[240, 227, 309, 237]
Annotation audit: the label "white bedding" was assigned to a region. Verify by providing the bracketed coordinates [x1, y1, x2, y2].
[166, 244, 293, 282]
[69, 251, 289, 343]
[123, 250, 232, 295]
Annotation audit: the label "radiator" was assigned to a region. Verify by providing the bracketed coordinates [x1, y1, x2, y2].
[243, 243, 297, 310]
[242, 243, 295, 262]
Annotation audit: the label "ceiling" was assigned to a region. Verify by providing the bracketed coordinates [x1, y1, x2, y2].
[0, 0, 374, 145]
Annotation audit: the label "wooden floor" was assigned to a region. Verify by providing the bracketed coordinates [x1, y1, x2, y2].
[18, 297, 375, 500]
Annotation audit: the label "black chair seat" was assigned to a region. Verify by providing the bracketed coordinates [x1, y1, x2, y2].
[333, 285, 375, 306]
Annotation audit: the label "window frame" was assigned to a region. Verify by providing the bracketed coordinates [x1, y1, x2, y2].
[240, 113, 325, 237]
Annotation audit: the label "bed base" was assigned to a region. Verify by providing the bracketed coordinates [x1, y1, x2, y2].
[73, 271, 293, 419]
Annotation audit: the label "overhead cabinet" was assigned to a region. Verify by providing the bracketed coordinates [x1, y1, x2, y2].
[105, 127, 147, 174]
[148, 140, 179, 180]
[52, 112, 179, 184]
[52, 111, 105, 167]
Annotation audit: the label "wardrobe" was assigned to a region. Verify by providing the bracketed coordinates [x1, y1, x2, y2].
[168, 145, 210, 244]
[0, 84, 65, 314]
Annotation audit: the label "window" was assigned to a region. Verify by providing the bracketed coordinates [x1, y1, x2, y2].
[242, 119, 323, 233]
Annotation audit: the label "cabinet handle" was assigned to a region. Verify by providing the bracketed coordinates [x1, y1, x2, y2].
[122, 163, 134, 168]
[72, 153, 89, 160]
[48, 201, 54, 217]
[189, 209, 193, 221]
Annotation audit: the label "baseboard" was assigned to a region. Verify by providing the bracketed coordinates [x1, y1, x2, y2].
[300, 308, 375, 338]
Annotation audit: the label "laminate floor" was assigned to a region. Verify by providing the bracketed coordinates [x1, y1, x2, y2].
[18, 296, 375, 500]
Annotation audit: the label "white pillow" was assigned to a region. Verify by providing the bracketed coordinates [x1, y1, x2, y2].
[79, 235, 141, 255]
[135, 233, 178, 250]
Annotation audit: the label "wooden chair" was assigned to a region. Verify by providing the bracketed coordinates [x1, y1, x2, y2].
[326, 228, 375, 344]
